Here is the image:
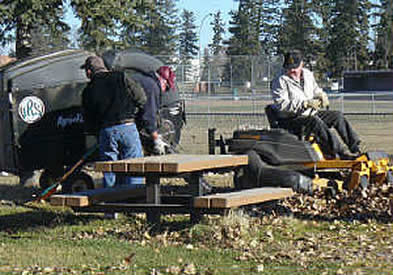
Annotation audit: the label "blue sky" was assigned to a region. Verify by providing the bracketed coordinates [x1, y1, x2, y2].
[177, 0, 237, 49]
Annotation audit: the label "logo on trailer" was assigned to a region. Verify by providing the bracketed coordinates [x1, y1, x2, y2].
[18, 96, 45, 124]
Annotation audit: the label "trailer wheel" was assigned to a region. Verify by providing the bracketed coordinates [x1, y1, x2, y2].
[62, 172, 94, 194]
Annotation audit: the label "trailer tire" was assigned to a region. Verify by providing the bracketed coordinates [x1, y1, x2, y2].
[62, 172, 94, 194]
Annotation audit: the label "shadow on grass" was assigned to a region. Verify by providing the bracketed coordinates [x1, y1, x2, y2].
[291, 211, 393, 224]
[0, 207, 100, 233]
[0, 181, 102, 233]
[240, 199, 393, 225]
[0, 180, 38, 203]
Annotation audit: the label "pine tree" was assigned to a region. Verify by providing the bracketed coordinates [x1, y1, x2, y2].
[71, 0, 150, 53]
[259, 0, 282, 56]
[0, 0, 69, 59]
[209, 11, 225, 55]
[373, 0, 393, 68]
[137, 0, 179, 60]
[277, 0, 316, 57]
[178, 9, 198, 81]
[205, 11, 226, 89]
[325, 0, 371, 77]
[225, 0, 263, 84]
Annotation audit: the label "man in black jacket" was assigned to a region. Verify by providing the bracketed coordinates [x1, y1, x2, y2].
[81, 56, 146, 188]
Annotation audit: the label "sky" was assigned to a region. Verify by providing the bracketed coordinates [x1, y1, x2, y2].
[177, 0, 237, 49]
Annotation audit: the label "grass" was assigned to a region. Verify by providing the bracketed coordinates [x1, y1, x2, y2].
[1, 196, 393, 274]
[1, 99, 393, 274]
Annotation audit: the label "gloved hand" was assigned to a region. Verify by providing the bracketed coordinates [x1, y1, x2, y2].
[153, 135, 169, 155]
[303, 99, 321, 110]
[315, 92, 329, 108]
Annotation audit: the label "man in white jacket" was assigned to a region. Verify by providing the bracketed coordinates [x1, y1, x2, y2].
[270, 50, 362, 159]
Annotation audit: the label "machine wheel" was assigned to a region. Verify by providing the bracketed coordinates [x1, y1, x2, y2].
[62, 172, 94, 194]
[159, 119, 176, 146]
[39, 168, 64, 190]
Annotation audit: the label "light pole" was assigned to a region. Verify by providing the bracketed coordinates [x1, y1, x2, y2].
[198, 13, 212, 127]
[199, 13, 213, 62]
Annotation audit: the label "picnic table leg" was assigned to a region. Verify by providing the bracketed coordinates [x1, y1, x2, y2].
[188, 173, 203, 223]
[146, 175, 161, 226]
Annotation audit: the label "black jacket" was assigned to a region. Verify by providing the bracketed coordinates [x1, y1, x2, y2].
[131, 72, 161, 135]
[82, 71, 146, 133]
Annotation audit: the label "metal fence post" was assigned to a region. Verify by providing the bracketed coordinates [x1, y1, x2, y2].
[372, 93, 376, 114]
[341, 93, 344, 113]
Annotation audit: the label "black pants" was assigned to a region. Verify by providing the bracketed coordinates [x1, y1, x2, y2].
[279, 110, 360, 156]
[235, 150, 312, 194]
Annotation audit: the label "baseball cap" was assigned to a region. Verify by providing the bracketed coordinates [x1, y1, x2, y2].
[80, 55, 107, 72]
[283, 50, 303, 70]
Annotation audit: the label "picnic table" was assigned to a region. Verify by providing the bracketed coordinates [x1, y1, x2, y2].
[52, 154, 293, 226]
[84, 154, 247, 223]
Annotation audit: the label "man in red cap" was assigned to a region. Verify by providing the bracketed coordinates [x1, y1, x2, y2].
[132, 65, 176, 155]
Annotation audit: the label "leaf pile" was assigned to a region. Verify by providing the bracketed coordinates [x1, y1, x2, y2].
[282, 183, 393, 223]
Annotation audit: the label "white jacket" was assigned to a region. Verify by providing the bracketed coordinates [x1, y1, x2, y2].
[271, 68, 324, 117]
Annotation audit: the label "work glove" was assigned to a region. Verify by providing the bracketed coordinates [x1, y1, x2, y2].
[315, 92, 329, 108]
[153, 135, 169, 155]
[303, 99, 321, 110]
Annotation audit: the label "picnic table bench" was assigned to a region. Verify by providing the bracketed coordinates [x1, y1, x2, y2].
[52, 154, 293, 225]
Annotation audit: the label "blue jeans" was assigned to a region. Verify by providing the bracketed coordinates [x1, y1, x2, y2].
[99, 123, 144, 188]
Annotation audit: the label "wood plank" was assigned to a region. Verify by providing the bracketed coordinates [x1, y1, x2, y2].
[50, 195, 67, 206]
[94, 154, 248, 174]
[128, 159, 145, 173]
[194, 194, 215, 208]
[209, 187, 293, 208]
[143, 156, 164, 172]
[66, 195, 90, 207]
[112, 161, 128, 172]
[111, 158, 148, 173]
[49, 186, 147, 207]
[94, 161, 113, 172]
[162, 154, 248, 173]
[50, 195, 90, 207]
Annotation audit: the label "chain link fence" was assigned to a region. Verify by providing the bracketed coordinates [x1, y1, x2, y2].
[156, 55, 393, 155]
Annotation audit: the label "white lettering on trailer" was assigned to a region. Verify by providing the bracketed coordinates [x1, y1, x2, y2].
[57, 113, 84, 128]
[18, 96, 45, 124]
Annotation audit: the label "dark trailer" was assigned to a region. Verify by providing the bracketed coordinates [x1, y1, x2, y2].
[0, 50, 92, 185]
[0, 49, 185, 190]
[343, 70, 393, 92]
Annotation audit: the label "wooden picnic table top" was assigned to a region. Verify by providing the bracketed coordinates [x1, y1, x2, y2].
[94, 154, 248, 174]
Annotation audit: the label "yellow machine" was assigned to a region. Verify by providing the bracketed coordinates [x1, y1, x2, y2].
[208, 128, 393, 195]
[304, 141, 393, 192]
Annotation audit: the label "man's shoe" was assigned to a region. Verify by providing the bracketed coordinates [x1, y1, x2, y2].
[292, 174, 313, 195]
